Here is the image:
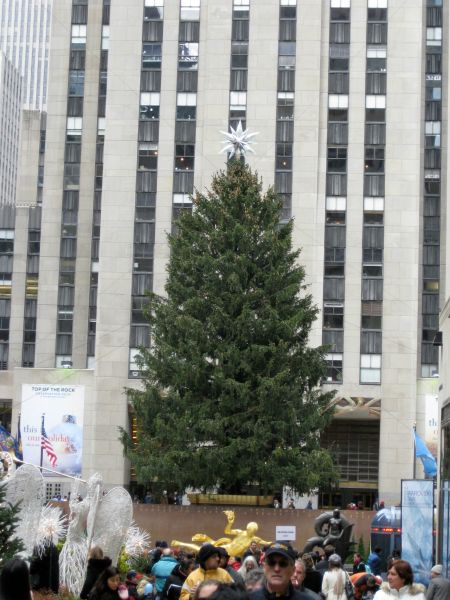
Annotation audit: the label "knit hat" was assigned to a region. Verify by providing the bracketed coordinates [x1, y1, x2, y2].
[431, 564, 443, 575]
[197, 543, 220, 568]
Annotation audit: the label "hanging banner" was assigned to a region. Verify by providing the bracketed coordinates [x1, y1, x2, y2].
[401, 479, 434, 585]
[425, 394, 439, 458]
[21, 384, 85, 477]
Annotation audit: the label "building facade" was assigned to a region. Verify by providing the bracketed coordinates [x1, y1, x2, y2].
[0, 0, 52, 111]
[0, 0, 444, 504]
[0, 52, 22, 206]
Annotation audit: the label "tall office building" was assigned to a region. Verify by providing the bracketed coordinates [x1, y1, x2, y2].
[0, 52, 22, 205]
[0, 0, 443, 505]
[0, 0, 52, 110]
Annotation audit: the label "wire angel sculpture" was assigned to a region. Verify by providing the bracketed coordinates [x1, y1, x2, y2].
[90, 487, 133, 566]
[59, 474, 100, 596]
[4, 463, 45, 556]
[35, 504, 67, 558]
[125, 521, 151, 558]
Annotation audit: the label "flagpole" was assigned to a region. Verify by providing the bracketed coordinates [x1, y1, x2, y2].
[40, 413, 44, 469]
[413, 422, 416, 479]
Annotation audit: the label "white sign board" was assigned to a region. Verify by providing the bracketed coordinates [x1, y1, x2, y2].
[275, 525, 296, 541]
[21, 384, 85, 477]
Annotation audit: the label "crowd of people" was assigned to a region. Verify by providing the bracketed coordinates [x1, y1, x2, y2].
[0, 537, 449, 600]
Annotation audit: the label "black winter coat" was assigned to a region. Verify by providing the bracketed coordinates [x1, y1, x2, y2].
[80, 557, 113, 599]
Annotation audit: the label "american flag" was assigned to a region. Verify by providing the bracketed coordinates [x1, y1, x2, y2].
[41, 426, 57, 467]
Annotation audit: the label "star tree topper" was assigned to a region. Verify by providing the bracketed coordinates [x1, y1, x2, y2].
[220, 121, 258, 158]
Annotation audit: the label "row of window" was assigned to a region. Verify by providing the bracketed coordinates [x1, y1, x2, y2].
[421, 0, 442, 378]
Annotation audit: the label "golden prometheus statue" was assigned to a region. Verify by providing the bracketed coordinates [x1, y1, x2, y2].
[171, 510, 271, 557]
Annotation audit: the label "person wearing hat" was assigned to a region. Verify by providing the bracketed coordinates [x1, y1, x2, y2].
[180, 544, 233, 600]
[321, 553, 350, 600]
[426, 564, 450, 600]
[217, 547, 244, 586]
[249, 542, 310, 600]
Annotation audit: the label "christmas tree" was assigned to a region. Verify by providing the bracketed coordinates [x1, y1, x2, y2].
[121, 159, 335, 495]
[0, 478, 25, 569]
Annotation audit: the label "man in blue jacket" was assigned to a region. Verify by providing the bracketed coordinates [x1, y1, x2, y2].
[152, 548, 179, 599]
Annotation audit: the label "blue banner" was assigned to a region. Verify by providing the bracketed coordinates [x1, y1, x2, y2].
[401, 479, 434, 586]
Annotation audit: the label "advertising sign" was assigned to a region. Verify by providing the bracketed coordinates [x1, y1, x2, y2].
[425, 394, 439, 458]
[401, 479, 434, 585]
[275, 526, 296, 541]
[21, 384, 85, 477]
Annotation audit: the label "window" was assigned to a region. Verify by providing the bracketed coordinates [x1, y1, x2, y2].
[329, 95, 348, 109]
[277, 92, 294, 120]
[365, 147, 384, 173]
[102, 25, 109, 50]
[329, 44, 349, 71]
[367, 46, 386, 72]
[231, 42, 248, 69]
[278, 42, 296, 69]
[177, 93, 197, 119]
[326, 196, 346, 211]
[427, 27, 442, 45]
[144, 0, 164, 20]
[143, 43, 162, 69]
[179, 42, 199, 70]
[173, 193, 192, 205]
[328, 147, 347, 173]
[368, 0, 387, 7]
[366, 95, 385, 109]
[180, 0, 200, 21]
[360, 354, 381, 384]
[331, 0, 350, 7]
[325, 353, 343, 383]
[71, 24, 86, 47]
[175, 144, 195, 171]
[323, 303, 344, 329]
[68, 71, 84, 96]
[67, 117, 83, 136]
[138, 143, 158, 170]
[140, 93, 160, 120]
[276, 144, 293, 170]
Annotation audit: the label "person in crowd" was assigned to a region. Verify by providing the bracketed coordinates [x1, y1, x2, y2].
[353, 554, 367, 574]
[88, 566, 128, 600]
[218, 548, 244, 586]
[243, 541, 262, 565]
[287, 499, 295, 509]
[315, 546, 335, 575]
[193, 580, 221, 600]
[249, 542, 310, 600]
[80, 546, 112, 599]
[291, 559, 320, 600]
[361, 576, 380, 600]
[180, 544, 233, 600]
[209, 583, 250, 600]
[124, 571, 140, 599]
[321, 553, 349, 600]
[238, 556, 258, 580]
[367, 547, 383, 577]
[0, 557, 33, 600]
[244, 568, 265, 593]
[386, 550, 401, 573]
[29, 541, 60, 594]
[373, 560, 425, 600]
[302, 554, 322, 593]
[152, 548, 179, 598]
[426, 564, 450, 600]
[162, 557, 196, 600]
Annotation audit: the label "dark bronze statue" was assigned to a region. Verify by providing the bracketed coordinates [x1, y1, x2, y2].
[302, 508, 354, 559]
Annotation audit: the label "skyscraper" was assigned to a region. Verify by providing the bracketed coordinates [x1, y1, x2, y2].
[0, 52, 22, 205]
[0, 0, 442, 505]
[0, 0, 52, 110]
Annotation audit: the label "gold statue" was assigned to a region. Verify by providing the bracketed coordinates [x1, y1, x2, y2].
[171, 510, 271, 557]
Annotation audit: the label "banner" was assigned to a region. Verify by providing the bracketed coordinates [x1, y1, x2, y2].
[401, 479, 434, 585]
[21, 384, 85, 477]
[425, 394, 439, 458]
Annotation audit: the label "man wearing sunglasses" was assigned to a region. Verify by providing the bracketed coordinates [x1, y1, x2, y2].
[250, 543, 311, 600]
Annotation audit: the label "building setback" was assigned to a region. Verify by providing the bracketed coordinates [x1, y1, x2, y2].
[0, 0, 442, 505]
